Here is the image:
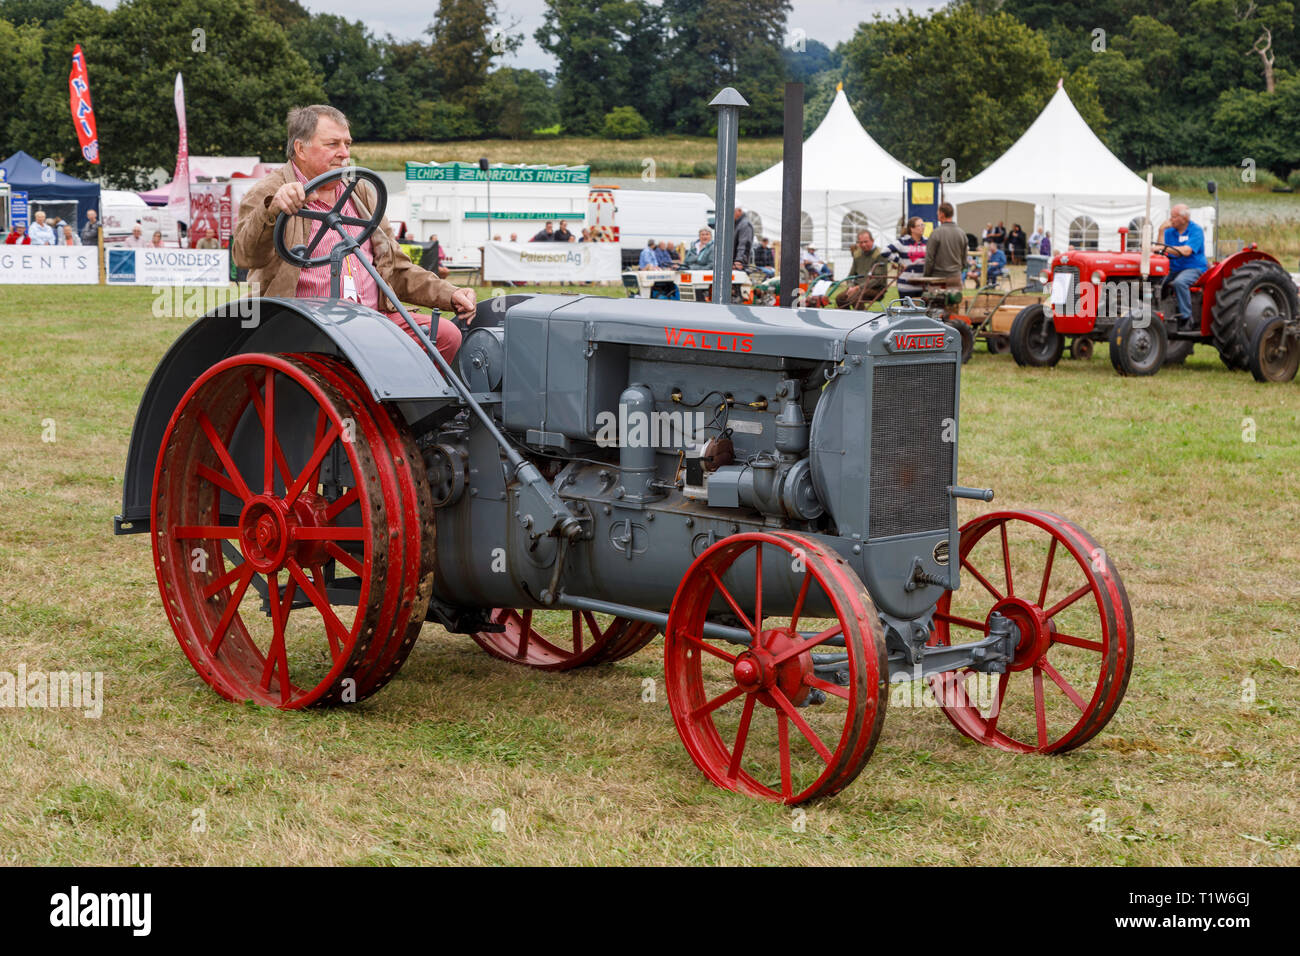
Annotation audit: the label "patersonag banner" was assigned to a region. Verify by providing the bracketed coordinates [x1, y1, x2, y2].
[483, 241, 620, 282]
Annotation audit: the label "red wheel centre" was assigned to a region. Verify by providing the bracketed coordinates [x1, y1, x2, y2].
[238, 492, 331, 573]
[988, 597, 1053, 671]
[732, 629, 812, 706]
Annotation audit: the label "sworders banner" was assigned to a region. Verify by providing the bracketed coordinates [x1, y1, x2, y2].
[106, 248, 229, 286]
[189, 182, 232, 246]
[0, 247, 98, 284]
[68, 44, 100, 164]
[483, 241, 620, 282]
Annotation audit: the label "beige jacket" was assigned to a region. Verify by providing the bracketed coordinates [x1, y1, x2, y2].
[232, 165, 460, 312]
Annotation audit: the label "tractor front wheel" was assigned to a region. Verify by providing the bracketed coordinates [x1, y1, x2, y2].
[1108, 312, 1167, 376]
[1246, 316, 1300, 383]
[1009, 305, 1064, 367]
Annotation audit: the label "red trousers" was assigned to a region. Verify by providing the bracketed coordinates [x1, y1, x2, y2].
[383, 311, 463, 365]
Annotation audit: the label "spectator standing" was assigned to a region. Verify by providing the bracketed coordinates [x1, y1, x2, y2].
[1028, 225, 1043, 253]
[1039, 231, 1052, 256]
[150, 230, 165, 248]
[531, 221, 555, 241]
[923, 202, 966, 290]
[509, 232, 518, 242]
[5, 224, 30, 244]
[60, 225, 81, 246]
[196, 228, 221, 250]
[1006, 224, 1026, 263]
[122, 224, 146, 247]
[991, 221, 1006, 248]
[883, 216, 928, 297]
[28, 211, 56, 245]
[754, 236, 775, 276]
[732, 207, 754, 269]
[80, 210, 100, 245]
[554, 220, 575, 242]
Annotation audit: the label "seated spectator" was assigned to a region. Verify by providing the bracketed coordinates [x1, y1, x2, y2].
[423, 234, 450, 278]
[836, 229, 889, 308]
[196, 228, 221, 250]
[5, 224, 30, 245]
[554, 220, 575, 242]
[60, 225, 80, 246]
[509, 232, 518, 242]
[492, 233, 502, 241]
[683, 227, 714, 268]
[150, 230, 165, 248]
[654, 240, 677, 268]
[28, 211, 56, 246]
[638, 238, 660, 270]
[801, 244, 831, 279]
[883, 217, 928, 297]
[579, 227, 591, 242]
[531, 221, 555, 241]
[753, 236, 775, 277]
[123, 224, 147, 247]
[983, 242, 1007, 285]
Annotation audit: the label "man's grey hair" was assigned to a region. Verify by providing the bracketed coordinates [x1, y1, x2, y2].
[1171, 203, 1190, 217]
[286, 105, 349, 161]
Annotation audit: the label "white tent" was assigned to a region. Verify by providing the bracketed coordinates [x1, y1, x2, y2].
[735, 86, 918, 268]
[947, 82, 1172, 252]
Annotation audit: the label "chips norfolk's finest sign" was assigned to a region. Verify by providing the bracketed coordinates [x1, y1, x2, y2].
[405, 161, 591, 184]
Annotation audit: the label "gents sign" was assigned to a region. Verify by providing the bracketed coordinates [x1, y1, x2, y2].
[406, 161, 591, 184]
[0, 247, 97, 283]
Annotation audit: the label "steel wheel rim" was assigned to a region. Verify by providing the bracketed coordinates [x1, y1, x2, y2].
[152, 354, 390, 708]
[665, 532, 885, 804]
[471, 608, 639, 670]
[928, 510, 1132, 754]
[1255, 321, 1300, 381]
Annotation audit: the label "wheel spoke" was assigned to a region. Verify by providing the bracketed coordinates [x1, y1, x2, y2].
[516, 609, 533, 658]
[198, 412, 253, 502]
[770, 686, 834, 764]
[581, 610, 605, 647]
[291, 526, 366, 541]
[571, 610, 583, 653]
[1000, 520, 1014, 596]
[695, 684, 744, 720]
[323, 487, 359, 521]
[339, 215, 371, 228]
[1038, 537, 1058, 608]
[260, 573, 293, 702]
[726, 694, 757, 781]
[287, 559, 351, 662]
[805, 674, 850, 700]
[285, 421, 342, 506]
[788, 570, 812, 633]
[681, 632, 737, 664]
[753, 544, 764, 635]
[935, 610, 987, 632]
[174, 525, 241, 539]
[707, 569, 756, 636]
[777, 712, 793, 800]
[297, 209, 329, 222]
[196, 463, 240, 499]
[769, 622, 842, 668]
[201, 558, 248, 600]
[306, 408, 328, 492]
[1044, 582, 1093, 620]
[324, 541, 363, 577]
[1052, 631, 1103, 652]
[208, 565, 254, 654]
[262, 370, 275, 493]
[1040, 657, 1087, 711]
[961, 555, 1003, 601]
[984, 670, 1010, 740]
[1032, 666, 1048, 749]
[309, 563, 343, 659]
[243, 371, 294, 493]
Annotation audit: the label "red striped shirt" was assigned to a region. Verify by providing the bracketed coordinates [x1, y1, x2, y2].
[291, 163, 378, 307]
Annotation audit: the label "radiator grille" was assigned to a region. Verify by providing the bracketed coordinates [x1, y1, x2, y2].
[869, 361, 955, 539]
[1054, 266, 1080, 315]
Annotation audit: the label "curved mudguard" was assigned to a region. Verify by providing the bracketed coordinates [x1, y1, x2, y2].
[114, 296, 457, 534]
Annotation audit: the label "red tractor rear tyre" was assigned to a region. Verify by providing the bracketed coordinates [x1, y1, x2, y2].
[1211, 259, 1299, 371]
[1008, 304, 1064, 367]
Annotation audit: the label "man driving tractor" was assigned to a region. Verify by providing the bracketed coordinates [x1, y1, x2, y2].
[233, 104, 476, 363]
[1154, 203, 1208, 330]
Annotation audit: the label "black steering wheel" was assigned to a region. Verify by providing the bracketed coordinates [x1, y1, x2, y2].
[273, 166, 387, 269]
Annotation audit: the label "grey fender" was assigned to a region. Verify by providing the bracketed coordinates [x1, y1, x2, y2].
[115, 296, 456, 533]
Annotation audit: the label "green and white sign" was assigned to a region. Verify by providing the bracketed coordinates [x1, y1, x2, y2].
[463, 211, 585, 221]
[406, 161, 591, 185]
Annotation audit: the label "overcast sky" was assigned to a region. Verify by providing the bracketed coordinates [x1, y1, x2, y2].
[93, 1, 945, 72]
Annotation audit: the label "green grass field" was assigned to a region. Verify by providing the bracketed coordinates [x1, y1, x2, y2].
[1, 284, 1298, 865]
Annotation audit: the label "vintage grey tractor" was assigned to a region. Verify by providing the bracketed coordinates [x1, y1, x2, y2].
[115, 167, 1134, 804]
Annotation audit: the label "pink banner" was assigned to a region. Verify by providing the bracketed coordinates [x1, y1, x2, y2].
[168, 73, 190, 227]
[189, 183, 231, 248]
[68, 44, 100, 164]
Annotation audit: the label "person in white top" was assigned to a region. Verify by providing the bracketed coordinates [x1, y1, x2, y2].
[60, 225, 81, 246]
[28, 211, 56, 245]
[123, 224, 146, 247]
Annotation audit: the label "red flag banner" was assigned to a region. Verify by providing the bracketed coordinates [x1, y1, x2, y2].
[68, 44, 100, 164]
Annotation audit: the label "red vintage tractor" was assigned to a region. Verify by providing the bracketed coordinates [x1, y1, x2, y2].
[1008, 228, 1300, 381]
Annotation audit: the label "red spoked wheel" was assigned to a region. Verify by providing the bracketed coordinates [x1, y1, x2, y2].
[928, 510, 1133, 753]
[664, 532, 888, 804]
[470, 609, 652, 671]
[151, 353, 421, 708]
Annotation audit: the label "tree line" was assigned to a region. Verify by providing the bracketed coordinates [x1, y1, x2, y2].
[0, 0, 1295, 190]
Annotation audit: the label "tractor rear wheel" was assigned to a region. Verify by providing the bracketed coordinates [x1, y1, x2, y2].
[946, 319, 973, 363]
[1246, 316, 1300, 383]
[664, 532, 888, 803]
[470, 609, 653, 670]
[928, 510, 1134, 754]
[1211, 259, 1299, 371]
[1009, 305, 1064, 367]
[986, 334, 1010, 355]
[1164, 338, 1195, 365]
[151, 353, 424, 708]
[1069, 337, 1093, 361]
[1108, 312, 1167, 376]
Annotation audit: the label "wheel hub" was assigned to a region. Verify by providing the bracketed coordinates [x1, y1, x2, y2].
[733, 629, 813, 706]
[239, 496, 292, 573]
[988, 597, 1053, 671]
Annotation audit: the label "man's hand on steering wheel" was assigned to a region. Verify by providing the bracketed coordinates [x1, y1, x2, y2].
[270, 180, 317, 218]
[450, 287, 477, 319]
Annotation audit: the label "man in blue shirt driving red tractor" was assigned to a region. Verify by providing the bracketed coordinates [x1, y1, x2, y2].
[1156, 203, 1208, 329]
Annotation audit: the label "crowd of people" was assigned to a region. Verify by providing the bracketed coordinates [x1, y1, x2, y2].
[981, 220, 1053, 262]
[4, 211, 85, 246]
